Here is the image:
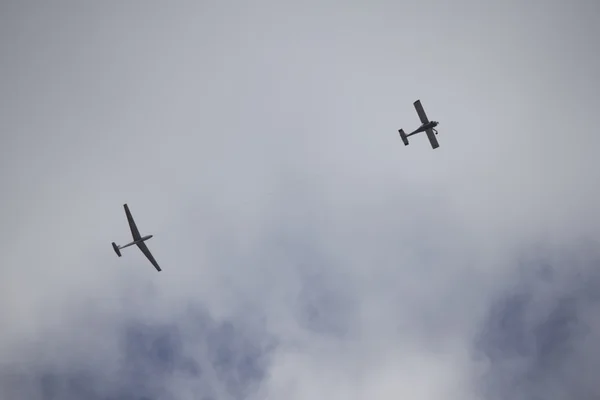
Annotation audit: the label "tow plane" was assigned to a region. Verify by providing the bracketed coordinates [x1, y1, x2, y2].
[398, 100, 440, 149]
[112, 204, 161, 272]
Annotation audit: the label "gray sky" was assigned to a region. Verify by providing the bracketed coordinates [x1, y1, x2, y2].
[1, 1, 599, 399]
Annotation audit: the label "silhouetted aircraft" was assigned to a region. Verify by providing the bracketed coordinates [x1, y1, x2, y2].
[112, 204, 161, 271]
[398, 100, 440, 149]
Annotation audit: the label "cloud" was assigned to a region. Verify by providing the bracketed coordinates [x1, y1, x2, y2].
[1, 1, 599, 399]
[0, 301, 275, 400]
[477, 243, 600, 400]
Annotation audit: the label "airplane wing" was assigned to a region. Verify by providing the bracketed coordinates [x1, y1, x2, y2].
[124, 204, 142, 241]
[136, 241, 162, 272]
[413, 100, 429, 124]
[425, 128, 439, 149]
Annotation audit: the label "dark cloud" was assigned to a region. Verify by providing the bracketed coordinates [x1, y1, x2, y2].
[476, 246, 600, 400]
[0, 303, 275, 400]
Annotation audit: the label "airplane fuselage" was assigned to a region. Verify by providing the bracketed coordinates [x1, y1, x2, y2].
[409, 121, 438, 135]
[119, 234, 153, 249]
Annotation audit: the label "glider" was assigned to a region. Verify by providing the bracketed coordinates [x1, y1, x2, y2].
[398, 100, 441, 149]
[112, 203, 161, 271]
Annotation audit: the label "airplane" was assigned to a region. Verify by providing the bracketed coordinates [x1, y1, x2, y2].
[398, 99, 440, 149]
[112, 203, 161, 272]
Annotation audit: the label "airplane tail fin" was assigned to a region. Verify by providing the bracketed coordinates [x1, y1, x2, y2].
[398, 129, 409, 146]
[112, 242, 122, 257]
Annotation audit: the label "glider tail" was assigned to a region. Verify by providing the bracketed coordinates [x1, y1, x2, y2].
[398, 129, 409, 146]
[112, 242, 122, 257]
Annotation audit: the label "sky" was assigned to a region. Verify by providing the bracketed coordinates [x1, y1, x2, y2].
[1, 1, 600, 399]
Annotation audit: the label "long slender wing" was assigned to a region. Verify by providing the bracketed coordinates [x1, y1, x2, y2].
[413, 100, 429, 124]
[136, 241, 162, 271]
[425, 128, 439, 149]
[124, 204, 141, 241]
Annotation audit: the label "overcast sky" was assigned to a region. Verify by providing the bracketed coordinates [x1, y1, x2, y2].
[1, 1, 600, 399]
